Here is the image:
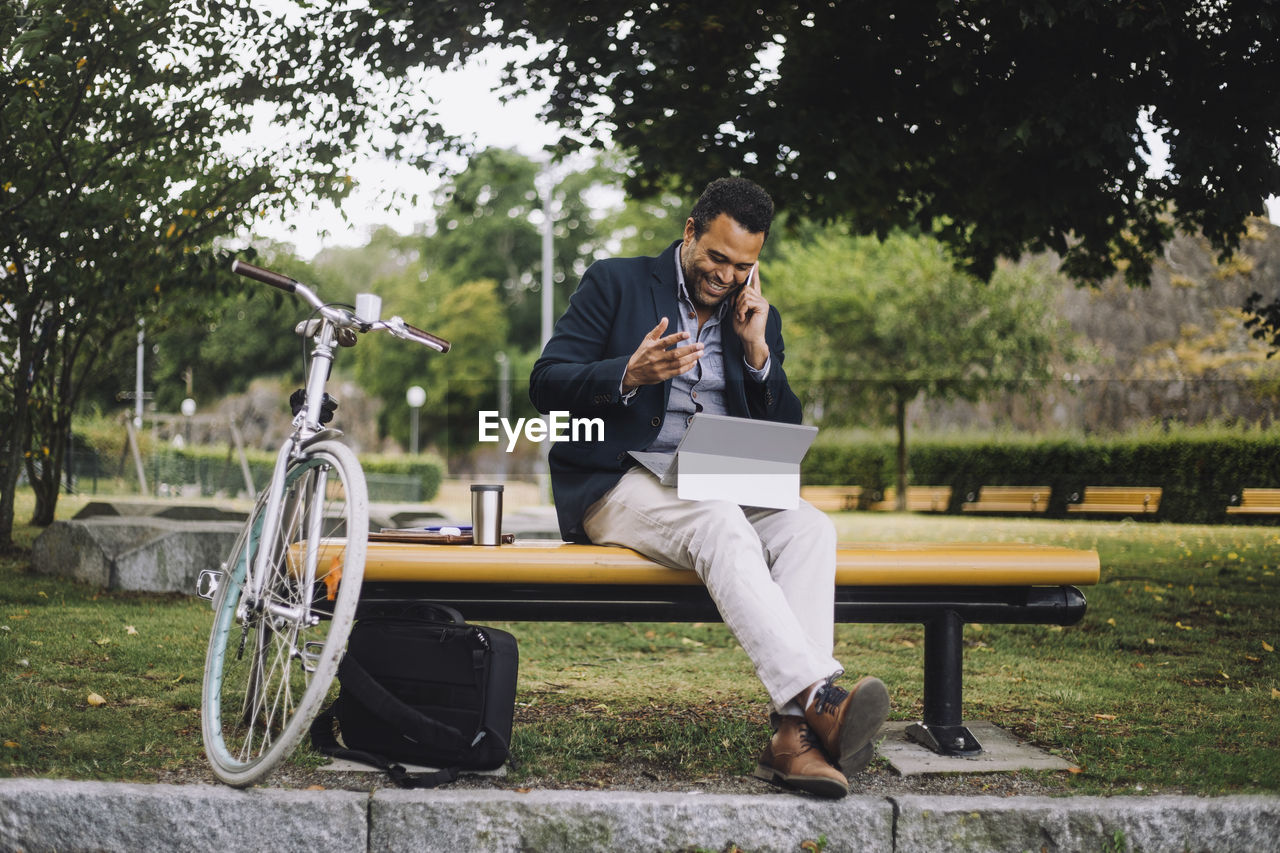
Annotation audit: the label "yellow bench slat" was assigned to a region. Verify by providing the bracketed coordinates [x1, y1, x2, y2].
[352, 539, 1099, 587]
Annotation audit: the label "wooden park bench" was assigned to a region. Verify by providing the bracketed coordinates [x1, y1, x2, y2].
[1067, 486, 1162, 516]
[866, 486, 953, 513]
[353, 537, 1100, 758]
[1225, 488, 1280, 516]
[799, 485, 864, 512]
[961, 486, 1051, 514]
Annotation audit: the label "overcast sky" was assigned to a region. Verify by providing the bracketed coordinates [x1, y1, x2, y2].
[247, 50, 563, 259]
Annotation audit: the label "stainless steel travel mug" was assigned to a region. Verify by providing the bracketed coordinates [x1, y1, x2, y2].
[470, 484, 504, 545]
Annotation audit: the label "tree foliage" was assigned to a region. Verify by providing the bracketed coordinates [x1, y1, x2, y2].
[769, 228, 1069, 504]
[362, 1, 1280, 292]
[420, 147, 617, 347]
[0, 0, 450, 541]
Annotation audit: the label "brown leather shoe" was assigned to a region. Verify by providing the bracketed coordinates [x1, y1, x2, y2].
[752, 716, 850, 799]
[803, 676, 890, 776]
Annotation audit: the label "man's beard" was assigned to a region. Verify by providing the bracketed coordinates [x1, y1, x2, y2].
[681, 248, 725, 311]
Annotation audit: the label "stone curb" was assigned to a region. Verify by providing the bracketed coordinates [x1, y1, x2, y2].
[1, 780, 1277, 852]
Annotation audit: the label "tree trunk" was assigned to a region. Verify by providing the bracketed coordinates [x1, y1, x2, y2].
[0, 300, 38, 547]
[895, 390, 908, 512]
[27, 443, 63, 527]
[0, 400, 29, 547]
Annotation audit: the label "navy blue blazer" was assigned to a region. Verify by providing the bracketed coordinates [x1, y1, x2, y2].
[529, 241, 804, 542]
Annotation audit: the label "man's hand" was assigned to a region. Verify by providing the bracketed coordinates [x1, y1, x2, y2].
[622, 317, 704, 393]
[733, 264, 770, 370]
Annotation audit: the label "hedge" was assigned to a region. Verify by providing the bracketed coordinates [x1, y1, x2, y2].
[803, 430, 1280, 524]
[138, 446, 444, 502]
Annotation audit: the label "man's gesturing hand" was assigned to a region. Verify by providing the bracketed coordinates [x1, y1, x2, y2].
[622, 317, 704, 394]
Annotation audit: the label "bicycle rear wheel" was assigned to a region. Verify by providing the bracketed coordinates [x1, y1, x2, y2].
[201, 440, 368, 786]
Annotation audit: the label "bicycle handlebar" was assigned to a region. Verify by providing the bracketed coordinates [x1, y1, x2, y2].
[230, 259, 298, 293]
[231, 257, 451, 353]
[392, 318, 452, 353]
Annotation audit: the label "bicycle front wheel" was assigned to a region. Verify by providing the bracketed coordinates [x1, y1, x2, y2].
[201, 440, 368, 786]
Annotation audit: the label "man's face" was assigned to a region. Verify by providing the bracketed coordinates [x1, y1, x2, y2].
[680, 213, 765, 311]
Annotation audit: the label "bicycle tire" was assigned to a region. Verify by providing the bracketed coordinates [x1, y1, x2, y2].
[201, 440, 368, 786]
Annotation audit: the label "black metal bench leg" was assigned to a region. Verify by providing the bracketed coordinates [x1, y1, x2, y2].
[905, 609, 983, 756]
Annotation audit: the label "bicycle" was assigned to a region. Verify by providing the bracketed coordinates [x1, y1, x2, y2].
[196, 258, 449, 787]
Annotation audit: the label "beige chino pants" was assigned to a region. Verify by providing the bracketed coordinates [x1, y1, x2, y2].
[582, 466, 843, 714]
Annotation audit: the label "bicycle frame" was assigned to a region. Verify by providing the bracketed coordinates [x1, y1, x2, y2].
[245, 303, 344, 620]
[215, 264, 449, 629]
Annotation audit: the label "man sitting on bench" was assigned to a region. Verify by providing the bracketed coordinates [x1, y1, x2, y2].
[529, 177, 889, 799]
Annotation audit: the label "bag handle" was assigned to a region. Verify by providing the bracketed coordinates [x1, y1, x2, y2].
[335, 652, 472, 752]
[309, 707, 460, 789]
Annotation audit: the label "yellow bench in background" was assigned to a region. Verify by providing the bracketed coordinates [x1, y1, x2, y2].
[865, 486, 953, 513]
[1226, 488, 1280, 515]
[961, 486, 1051, 514]
[1067, 486, 1162, 516]
[799, 485, 864, 512]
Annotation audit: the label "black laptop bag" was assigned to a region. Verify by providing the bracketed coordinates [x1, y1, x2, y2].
[310, 603, 518, 787]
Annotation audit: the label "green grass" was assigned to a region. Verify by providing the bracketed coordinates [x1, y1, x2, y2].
[2, 493, 1278, 793]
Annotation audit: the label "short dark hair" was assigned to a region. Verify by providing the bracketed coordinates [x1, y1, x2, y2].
[688, 177, 774, 240]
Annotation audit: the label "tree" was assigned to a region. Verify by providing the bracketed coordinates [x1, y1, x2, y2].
[769, 228, 1070, 507]
[362, 1, 1280, 292]
[0, 1, 448, 543]
[79, 243, 322, 417]
[350, 272, 510, 456]
[420, 147, 617, 348]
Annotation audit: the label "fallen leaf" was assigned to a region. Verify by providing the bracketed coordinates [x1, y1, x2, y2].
[1175, 621, 1193, 631]
[3, 741, 17, 748]
[87, 693, 106, 707]
[1106, 618, 1116, 626]
[1067, 765, 1085, 774]
[1094, 714, 1117, 721]
[680, 637, 704, 647]
[93, 638, 111, 647]
[1272, 688, 1280, 700]
[125, 626, 138, 636]
[323, 552, 344, 601]
[1264, 641, 1275, 653]
[305, 785, 325, 791]
[1145, 638, 1156, 645]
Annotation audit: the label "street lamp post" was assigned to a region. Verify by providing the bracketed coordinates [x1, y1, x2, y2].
[537, 166, 555, 503]
[406, 385, 426, 455]
[495, 352, 510, 483]
[180, 397, 196, 447]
